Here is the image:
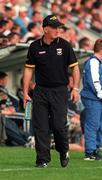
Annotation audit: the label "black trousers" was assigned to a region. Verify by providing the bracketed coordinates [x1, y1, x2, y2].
[32, 85, 69, 164]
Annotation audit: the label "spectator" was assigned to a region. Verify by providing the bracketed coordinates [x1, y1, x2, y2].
[28, 0, 43, 18]
[4, 4, 16, 19]
[10, 0, 21, 16]
[11, 24, 21, 34]
[21, 22, 41, 43]
[91, 11, 102, 33]
[0, 19, 8, 35]
[81, 39, 102, 160]
[76, 19, 86, 30]
[50, 2, 60, 15]
[79, 37, 93, 50]
[0, 71, 14, 146]
[19, 6, 30, 27]
[59, 26, 79, 48]
[0, 71, 34, 147]
[31, 11, 43, 25]
[3, 18, 14, 36]
[8, 32, 21, 45]
[13, 9, 28, 36]
[0, 35, 9, 48]
[0, 0, 6, 14]
[0, 71, 19, 114]
[59, 13, 69, 25]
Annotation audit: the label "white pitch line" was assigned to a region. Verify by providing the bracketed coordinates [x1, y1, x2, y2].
[0, 166, 102, 172]
[0, 168, 34, 172]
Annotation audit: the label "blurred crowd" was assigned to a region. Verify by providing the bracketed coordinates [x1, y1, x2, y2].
[0, 0, 102, 50]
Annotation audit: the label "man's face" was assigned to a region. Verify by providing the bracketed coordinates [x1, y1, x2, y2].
[44, 26, 59, 40]
[1, 77, 8, 87]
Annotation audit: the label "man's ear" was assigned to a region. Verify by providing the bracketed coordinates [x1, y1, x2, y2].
[43, 27, 48, 34]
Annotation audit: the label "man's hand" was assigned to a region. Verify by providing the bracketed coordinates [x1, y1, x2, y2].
[23, 94, 31, 109]
[23, 67, 34, 108]
[71, 64, 80, 103]
[97, 90, 102, 99]
[1, 106, 16, 115]
[70, 89, 80, 103]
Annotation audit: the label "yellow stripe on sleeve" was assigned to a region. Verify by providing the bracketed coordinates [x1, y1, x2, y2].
[25, 64, 35, 68]
[69, 62, 78, 68]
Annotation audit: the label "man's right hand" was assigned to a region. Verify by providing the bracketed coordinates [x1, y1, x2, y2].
[23, 94, 31, 108]
[97, 90, 102, 99]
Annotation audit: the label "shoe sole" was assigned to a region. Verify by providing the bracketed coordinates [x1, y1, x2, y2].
[35, 163, 47, 168]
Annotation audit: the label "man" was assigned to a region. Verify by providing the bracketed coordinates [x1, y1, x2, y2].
[81, 39, 102, 160]
[23, 14, 80, 168]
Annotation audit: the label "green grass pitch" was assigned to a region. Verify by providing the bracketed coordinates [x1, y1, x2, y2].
[0, 147, 102, 180]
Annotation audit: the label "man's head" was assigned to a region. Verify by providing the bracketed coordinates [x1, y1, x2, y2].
[94, 39, 102, 53]
[79, 37, 93, 50]
[43, 14, 63, 29]
[93, 39, 102, 60]
[42, 15, 64, 41]
[0, 71, 8, 87]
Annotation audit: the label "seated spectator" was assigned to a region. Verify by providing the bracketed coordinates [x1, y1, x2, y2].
[1, 108, 35, 147]
[8, 32, 21, 45]
[60, 1, 72, 15]
[13, 10, 28, 36]
[91, 11, 102, 33]
[0, 35, 9, 48]
[28, 0, 43, 18]
[19, 6, 30, 27]
[76, 19, 86, 30]
[4, 3, 16, 20]
[21, 22, 41, 43]
[3, 18, 14, 37]
[59, 26, 79, 48]
[32, 11, 43, 23]
[11, 24, 21, 34]
[0, 71, 19, 116]
[59, 13, 69, 25]
[79, 37, 93, 50]
[10, 0, 20, 16]
[0, 0, 6, 14]
[51, 2, 60, 15]
[0, 71, 34, 147]
[3, 3, 27, 37]
[0, 19, 8, 35]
